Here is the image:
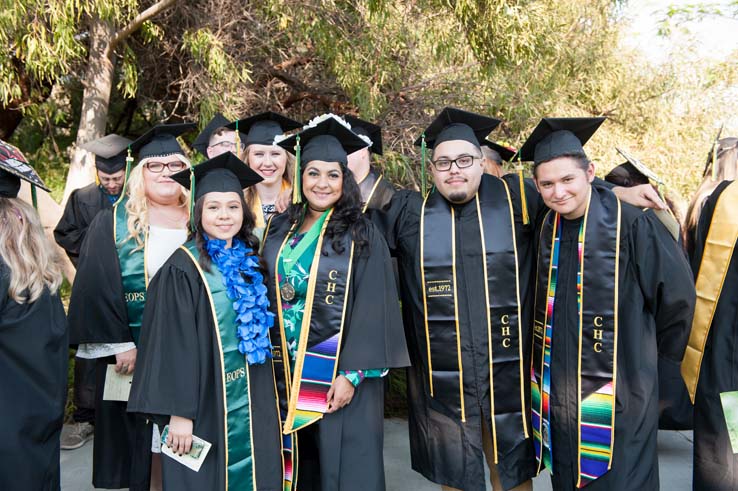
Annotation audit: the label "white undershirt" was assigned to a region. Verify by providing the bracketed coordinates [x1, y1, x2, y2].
[76, 225, 188, 360]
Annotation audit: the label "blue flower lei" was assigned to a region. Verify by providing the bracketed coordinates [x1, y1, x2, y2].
[204, 236, 275, 365]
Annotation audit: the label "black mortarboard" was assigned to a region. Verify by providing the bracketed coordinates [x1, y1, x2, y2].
[226, 112, 303, 147]
[413, 107, 501, 149]
[276, 114, 370, 203]
[0, 140, 49, 201]
[605, 147, 662, 187]
[483, 140, 517, 162]
[171, 152, 262, 202]
[343, 115, 383, 155]
[192, 113, 231, 157]
[516, 117, 606, 166]
[80, 134, 132, 174]
[276, 114, 370, 166]
[129, 123, 197, 160]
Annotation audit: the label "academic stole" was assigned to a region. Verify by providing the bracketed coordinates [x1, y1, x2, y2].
[682, 180, 738, 402]
[251, 179, 290, 229]
[113, 198, 148, 344]
[420, 176, 528, 462]
[263, 211, 354, 491]
[532, 188, 621, 487]
[181, 243, 257, 491]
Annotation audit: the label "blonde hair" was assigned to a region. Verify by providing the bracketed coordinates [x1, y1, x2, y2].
[124, 155, 191, 250]
[685, 139, 738, 250]
[0, 197, 64, 303]
[241, 145, 294, 209]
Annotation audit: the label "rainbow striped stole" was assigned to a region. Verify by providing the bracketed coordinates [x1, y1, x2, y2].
[532, 188, 621, 487]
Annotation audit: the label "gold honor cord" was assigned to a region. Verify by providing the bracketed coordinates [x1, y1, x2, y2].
[419, 197, 434, 397]
[682, 180, 738, 402]
[361, 173, 384, 213]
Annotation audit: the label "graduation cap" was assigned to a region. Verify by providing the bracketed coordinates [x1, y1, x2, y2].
[276, 114, 371, 204]
[170, 152, 263, 230]
[226, 111, 303, 148]
[516, 117, 606, 166]
[192, 113, 231, 157]
[0, 140, 49, 208]
[342, 115, 383, 155]
[483, 140, 517, 163]
[80, 134, 132, 174]
[413, 107, 501, 149]
[607, 147, 680, 241]
[129, 123, 197, 160]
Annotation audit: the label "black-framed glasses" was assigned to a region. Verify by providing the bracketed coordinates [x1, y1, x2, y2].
[145, 161, 187, 173]
[208, 141, 244, 152]
[430, 155, 480, 171]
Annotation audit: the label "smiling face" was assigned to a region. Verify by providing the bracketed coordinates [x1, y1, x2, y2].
[302, 160, 343, 212]
[142, 154, 189, 205]
[534, 156, 595, 220]
[430, 140, 485, 204]
[246, 144, 288, 185]
[200, 191, 244, 246]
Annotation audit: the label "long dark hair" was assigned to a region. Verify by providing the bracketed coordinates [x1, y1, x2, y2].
[192, 193, 262, 272]
[287, 164, 370, 255]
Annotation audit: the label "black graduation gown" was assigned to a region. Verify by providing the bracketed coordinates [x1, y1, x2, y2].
[66, 209, 152, 490]
[691, 179, 738, 490]
[372, 173, 546, 491]
[127, 249, 283, 491]
[545, 203, 695, 490]
[53, 183, 112, 266]
[360, 167, 396, 211]
[0, 258, 68, 491]
[264, 214, 410, 491]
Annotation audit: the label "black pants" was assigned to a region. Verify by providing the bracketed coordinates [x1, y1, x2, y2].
[72, 356, 96, 423]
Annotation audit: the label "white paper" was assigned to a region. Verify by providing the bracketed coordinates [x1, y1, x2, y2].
[160, 426, 212, 473]
[102, 365, 133, 402]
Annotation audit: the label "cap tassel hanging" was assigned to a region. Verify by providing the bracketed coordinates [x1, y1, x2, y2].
[189, 166, 196, 232]
[114, 146, 135, 207]
[515, 156, 529, 225]
[420, 133, 427, 197]
[711, 142, 719, 181]
[292, 135, 302, 204]
[234, 120, 242, 160]
[31, 184, 38, 210]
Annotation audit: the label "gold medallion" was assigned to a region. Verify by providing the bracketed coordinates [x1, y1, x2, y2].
[280, 282, 296, 301]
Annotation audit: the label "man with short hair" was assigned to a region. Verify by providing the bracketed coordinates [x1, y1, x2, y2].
[55, 134, 131, 450]
[344, 115, 396, 210]
[191, 112, 244, 159]
[523, 117, 695, 490]
[481, 140, 515, 178]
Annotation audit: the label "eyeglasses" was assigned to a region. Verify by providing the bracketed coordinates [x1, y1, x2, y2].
[430, 155, 480, 172]
[145, 161, 187, 173]
[208, 141, 244, 151]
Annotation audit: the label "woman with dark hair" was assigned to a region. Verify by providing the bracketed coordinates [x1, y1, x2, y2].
[262, 114, 409, 491]
[127, 153, 282, 491]
[0, 142, 67, 491]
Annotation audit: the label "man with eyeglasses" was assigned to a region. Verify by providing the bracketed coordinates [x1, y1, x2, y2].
[191, 112, 246, 159]
[372, 107, 666, 491]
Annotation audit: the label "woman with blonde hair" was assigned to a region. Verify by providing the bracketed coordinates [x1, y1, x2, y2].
[0, 141, 67, 491]
[225, 112, 302, 238]
[68, 123, 195, 491]
[684, 137, 738, 259]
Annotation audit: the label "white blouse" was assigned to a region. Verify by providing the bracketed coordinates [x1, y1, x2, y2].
[76, 225, 188, 359]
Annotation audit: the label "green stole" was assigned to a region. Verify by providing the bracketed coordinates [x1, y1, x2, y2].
[532, 187, 621, 487]
[420, 176, 528, 463]
[113, 198, 147, 344]
[180, 242, 256, 491]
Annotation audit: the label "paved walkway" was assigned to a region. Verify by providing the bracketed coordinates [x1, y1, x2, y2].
[61, 419, 694, 490]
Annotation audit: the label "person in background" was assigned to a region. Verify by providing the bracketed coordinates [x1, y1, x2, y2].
[481, 139, 515, 178]
[0, 140, 68, 491]
[344, 114, 396, 210]
[55, 133, 131, 451]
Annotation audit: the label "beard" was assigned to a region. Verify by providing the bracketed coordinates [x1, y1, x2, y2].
[447, 191, 469, 203]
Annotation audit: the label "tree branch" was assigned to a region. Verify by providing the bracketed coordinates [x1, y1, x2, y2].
[108, 0, 178, 54]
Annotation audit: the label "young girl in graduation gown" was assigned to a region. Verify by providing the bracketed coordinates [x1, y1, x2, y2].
[0, 148, 67, 491]
[67, 123, 195, 490]
[128, 153, 282, 490]
[262, 114, 410, 491]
